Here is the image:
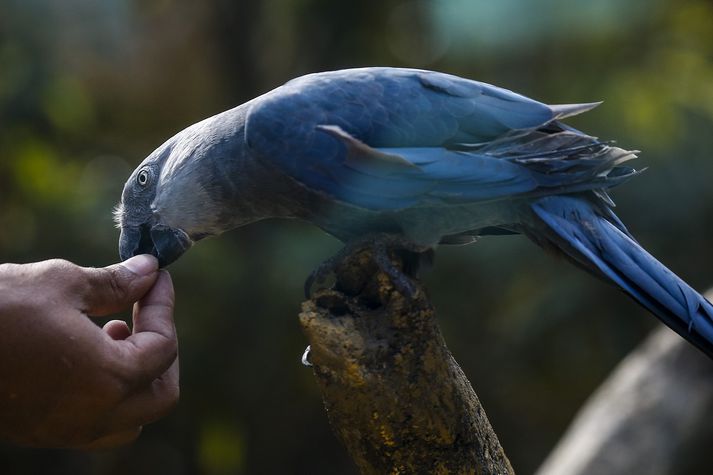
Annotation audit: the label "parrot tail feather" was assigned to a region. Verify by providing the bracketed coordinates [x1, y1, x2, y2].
[525, 194, 713, 358]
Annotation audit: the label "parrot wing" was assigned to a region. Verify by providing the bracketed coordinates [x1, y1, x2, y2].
[245, 67, 628, 210]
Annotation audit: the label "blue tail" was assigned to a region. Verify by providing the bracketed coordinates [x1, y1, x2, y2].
[527, 194, 713, 358]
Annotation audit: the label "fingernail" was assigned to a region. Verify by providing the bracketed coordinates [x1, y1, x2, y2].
[122, 254, 159, 276]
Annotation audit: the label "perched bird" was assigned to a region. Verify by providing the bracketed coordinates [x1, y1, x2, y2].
[115, 67, 713, 358]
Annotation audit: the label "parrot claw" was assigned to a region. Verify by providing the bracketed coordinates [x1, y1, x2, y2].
[301, 345, 313, 367]
[304, 234, 430, 299]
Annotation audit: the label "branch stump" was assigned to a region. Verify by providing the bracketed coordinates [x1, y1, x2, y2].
[299, 250, 513, 474]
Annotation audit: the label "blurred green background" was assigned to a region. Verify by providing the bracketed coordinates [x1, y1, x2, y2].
[2, 0, 713, 473]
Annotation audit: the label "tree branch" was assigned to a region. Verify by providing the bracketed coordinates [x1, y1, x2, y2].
[299, 250, 513, 474]
[536, 315, 713, 475]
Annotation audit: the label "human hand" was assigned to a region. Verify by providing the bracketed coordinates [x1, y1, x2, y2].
[0, 255, 178, 449]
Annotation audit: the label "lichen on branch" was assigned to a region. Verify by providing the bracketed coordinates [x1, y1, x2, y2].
[299, 250, 513, 475]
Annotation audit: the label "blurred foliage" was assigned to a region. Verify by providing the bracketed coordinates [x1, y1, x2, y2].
[2, 0, 713, 473]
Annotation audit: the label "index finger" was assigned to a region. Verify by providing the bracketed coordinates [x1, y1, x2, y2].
[119, 271, 177, 384]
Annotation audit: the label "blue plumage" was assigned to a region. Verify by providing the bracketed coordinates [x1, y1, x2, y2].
[530, 196, 713, 350]
[117, 67, 713, 358]
[245, 68, 634, 213]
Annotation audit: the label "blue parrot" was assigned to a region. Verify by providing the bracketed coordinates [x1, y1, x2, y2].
[115, 67, 713, 358]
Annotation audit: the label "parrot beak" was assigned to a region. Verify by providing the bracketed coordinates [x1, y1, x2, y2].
[119, 223, 193, 267]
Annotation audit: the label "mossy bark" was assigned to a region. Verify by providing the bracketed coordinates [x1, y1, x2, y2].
[299, 250, 513, 475]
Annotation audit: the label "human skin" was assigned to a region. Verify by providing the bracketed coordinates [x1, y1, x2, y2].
[0, 254, 178, 449]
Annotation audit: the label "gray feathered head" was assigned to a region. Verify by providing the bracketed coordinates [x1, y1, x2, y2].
[115, 115, 243, 266]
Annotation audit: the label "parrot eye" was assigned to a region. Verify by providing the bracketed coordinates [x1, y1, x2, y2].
[137, 168, 150, 187]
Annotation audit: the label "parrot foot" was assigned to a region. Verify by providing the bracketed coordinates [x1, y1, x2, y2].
[304, 234, 430, 299]
[371, 238, 419, 297]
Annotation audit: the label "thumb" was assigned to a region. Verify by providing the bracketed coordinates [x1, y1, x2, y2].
[79, 254, 159, 317]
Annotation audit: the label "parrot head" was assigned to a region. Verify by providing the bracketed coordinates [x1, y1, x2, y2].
[116, 118, 240, 267]
[115, 146, 194, 267]
[116, 107, 272, 267]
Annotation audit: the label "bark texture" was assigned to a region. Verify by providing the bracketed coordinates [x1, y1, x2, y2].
[299, 250, 513, 475]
